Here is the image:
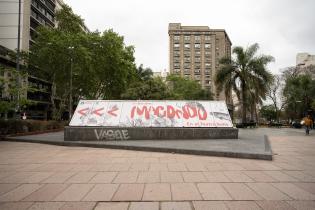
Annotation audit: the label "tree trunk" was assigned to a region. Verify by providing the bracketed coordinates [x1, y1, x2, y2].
[250, 103, 255, 121]
[255, 105, 258, 123]
[241, 81, 247, 123]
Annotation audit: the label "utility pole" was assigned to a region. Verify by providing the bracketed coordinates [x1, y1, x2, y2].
[68, 46, 74, 120]
[69, 57, 73, 119]
[16, 0, 22, 118]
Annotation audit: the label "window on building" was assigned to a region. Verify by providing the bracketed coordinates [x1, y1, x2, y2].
[195, 36, 201, 42]
[174, 51, 180, 56]
[195, 57, 201, 63]
[174, 35, 180, 41]
[195, 51, 201, 56]
[184, 44, 190, 49]
[184, 63, 190, 68]
[195, 75, 201, 80]
[173, 58, 179, 63]
[205, 70, 211, 74]
[46, 12, 53, 22]
[194, 44, 200, 49]
[205, 36, 211, 41]
[184, 57, 190, 62]
[184, 52, 190, 57]
[205, 51, 211, 55]
[205, 44, 211, 49]
[174, 63, 180, 68]
[174, 43, 180, 48]
[184, 69, 190, 73]
[205, 63, 211, 68]
[194, 69, 201, 74]
[184, 36, 190, 41]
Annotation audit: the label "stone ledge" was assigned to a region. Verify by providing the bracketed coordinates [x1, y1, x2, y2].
[64, 126, 238, 141]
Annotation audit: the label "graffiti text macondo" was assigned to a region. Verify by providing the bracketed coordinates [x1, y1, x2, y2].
[131, 105, 207, 120]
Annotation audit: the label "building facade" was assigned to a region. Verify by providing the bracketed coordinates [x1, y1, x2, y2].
[296, 53, 315, 79]
[0, 0, 64, 119]
[168, 23, 232, 103]
[0, 0, 62, 51]
[297, 53, 315, 67]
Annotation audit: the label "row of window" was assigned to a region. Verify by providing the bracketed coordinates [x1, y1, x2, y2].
[173, 56, 211, 63]
[31, 0, 54, 22]
[174, 63, 212, 68]
[173, 51, 212, 57]
[174, 43, 211, 49]
[174, 35, 211, 41]
[37, 0, 55, 12]
[31, 9, 54, 27]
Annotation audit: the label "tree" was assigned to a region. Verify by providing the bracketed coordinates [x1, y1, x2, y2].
[28, 4, 137, 119]
[166, 75, 213, 100]
[267, 75, 286, 122]
[0, 66, 34, 119]
[260, 105, 277, 122]
[135, 64, 153, 81]
[121, 77, 171, 100]
[215, 43, 274, 123]
[283, 74, 315, 119]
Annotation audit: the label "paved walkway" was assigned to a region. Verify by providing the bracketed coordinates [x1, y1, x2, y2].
[6, 128, 273, 160]
[0, 128, 314, 209]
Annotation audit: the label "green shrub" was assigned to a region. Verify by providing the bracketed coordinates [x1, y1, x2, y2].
[0, 120, 66, 135]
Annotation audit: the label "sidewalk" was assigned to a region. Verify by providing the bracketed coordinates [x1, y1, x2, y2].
[0, 128, 314, 209]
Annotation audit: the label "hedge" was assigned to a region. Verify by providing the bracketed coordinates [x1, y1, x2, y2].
[0, 120, 66, 135]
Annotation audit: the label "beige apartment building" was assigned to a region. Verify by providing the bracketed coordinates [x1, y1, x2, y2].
[168, 23, 232, 105]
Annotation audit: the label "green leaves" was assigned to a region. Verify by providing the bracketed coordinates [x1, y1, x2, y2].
[27, 5, 137, 119]
[283, 74, 315, 118]
[215, 43, 274, 123]
[166, 75, 213, 100]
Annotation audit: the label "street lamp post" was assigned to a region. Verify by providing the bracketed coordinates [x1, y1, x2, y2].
[68, 46, 74, 120]
[15, 0, 22, 119]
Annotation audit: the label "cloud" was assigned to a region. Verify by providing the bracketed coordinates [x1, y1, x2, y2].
[65, 0, 315, 73]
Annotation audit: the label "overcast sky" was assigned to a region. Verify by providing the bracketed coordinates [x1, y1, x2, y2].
[65, 0, 315, 74]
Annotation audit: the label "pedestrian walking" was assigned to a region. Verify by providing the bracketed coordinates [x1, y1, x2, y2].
[302, 115, 313, 135]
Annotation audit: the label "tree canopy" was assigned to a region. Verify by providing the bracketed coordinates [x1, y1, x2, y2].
[215, 43, 274, 123]
[27, 4, 137, 119]
[283, 74, 315, 118]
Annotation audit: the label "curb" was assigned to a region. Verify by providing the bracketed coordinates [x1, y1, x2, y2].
[1, 137, 273, 161]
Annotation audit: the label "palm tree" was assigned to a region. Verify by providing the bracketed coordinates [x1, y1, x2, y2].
[136, 64, 153, 81]
[215, 43, 274, 123]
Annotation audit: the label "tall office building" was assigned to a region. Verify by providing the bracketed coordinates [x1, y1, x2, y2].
[0, 0, 64, 119]
[0, 0, 63, 51]
[168, 23, 232, 105]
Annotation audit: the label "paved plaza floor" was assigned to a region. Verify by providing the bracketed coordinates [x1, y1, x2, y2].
[6, 128, 273, 160]
[0, 128, 314, 209]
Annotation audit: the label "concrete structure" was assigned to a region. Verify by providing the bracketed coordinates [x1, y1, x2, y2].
[297, 53, 315, 67]
[153, 69, 169, 81]
[168, 23, 232, 104]
[296, 53, 315, 79]
[64, 126, 239, 141]
[3, 127, 315, 208]
[0, 45, 53, 120]
[0, 0, 61, 51]
[65, 100, 237, 141]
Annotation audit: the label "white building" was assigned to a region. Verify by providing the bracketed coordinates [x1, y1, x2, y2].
[296, 53, 315, 79]
[297, 53, 315, 67]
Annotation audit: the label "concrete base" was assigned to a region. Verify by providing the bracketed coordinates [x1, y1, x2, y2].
[64, 126, 238, 141]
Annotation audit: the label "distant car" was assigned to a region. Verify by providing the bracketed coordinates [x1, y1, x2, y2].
[291, 120, 302, 128]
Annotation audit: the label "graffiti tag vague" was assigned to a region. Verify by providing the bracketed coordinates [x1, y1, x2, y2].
[94, 129, 130, 140]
